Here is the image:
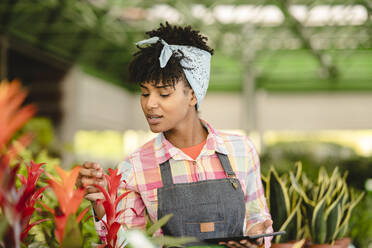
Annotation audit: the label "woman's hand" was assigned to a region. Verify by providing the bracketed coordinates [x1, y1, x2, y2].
[219, 219, 273, 248]
[76, 162, 106, 219]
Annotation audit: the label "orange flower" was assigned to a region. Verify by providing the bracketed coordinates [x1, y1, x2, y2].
[0, 79, 36, 150]
[44, 165, 88, 244]
[47, 165, 84, 215]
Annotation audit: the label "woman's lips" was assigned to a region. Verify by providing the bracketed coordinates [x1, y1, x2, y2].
[147, 115, 163, 125]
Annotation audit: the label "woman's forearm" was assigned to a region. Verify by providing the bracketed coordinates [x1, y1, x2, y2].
[92, 201, 105, 220]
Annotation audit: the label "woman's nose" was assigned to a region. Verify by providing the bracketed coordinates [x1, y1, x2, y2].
[146, 94, 159, 109]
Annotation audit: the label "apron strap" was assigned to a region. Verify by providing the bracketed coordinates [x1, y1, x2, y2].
[159, 160, 174, 187]
[159, 152, 236, 187]
[216, 152, 236, 177]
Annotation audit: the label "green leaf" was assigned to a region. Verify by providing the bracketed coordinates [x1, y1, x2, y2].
[146, 214, 173, 236]
[275, 198, 302, 243]
[294, 161, 302, 181]
[0, 215, 9, 242]
[290, 172, 313, 205]
[152, 235, 197, 247]
[312, 197, 327, 244]
[269, 167, 290, 231]
[62, 215, 82, 248]
[324, 182, 346, 242]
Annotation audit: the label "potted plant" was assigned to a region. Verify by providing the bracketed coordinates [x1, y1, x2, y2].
[262, 162, 305, 247]
[290, 167, 364, 248]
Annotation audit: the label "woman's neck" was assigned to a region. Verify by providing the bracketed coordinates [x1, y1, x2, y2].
[164, 116, 208, 149]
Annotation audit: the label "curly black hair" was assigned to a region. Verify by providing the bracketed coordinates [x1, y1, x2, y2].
[128, 22, 214, 88]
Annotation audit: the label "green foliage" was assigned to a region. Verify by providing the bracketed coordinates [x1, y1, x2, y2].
[261, 141, 371, 190]
[349, 191, 372, 248]
[0, 215, 9, 244]
[263, 163, 304, 243]
[62, 215, 82, 248]
[146, 214, 173, 237]
[123, 214, 196, 248]
[290, 166, 365, 244]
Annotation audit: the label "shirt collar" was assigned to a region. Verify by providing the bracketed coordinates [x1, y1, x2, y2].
[154, 119, 228, 165]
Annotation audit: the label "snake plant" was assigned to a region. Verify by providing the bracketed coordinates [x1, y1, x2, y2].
[290, 166, 364, 244]
[262, 162, 305, 243]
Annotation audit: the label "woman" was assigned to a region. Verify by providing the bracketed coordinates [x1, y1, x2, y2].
[78, 23, 273, 248]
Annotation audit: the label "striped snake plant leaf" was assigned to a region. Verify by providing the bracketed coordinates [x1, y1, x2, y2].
[324, 183, 346, 242]
[335, 190, 365, 239]
[294, 161, 302, 181]
[275, 197, 303, 243]
[268, 167, 290, 232]
[290, 172, 313, 206]
[311, 197, 327, 244]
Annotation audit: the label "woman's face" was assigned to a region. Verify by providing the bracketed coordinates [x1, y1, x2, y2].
[140, 80, 196, 133]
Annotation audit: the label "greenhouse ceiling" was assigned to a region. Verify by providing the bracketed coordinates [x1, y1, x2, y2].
[0, 0, 371, 92]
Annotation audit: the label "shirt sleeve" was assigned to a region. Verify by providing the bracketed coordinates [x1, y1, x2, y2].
[244, 138, 273, 238]
[117, 159, 147, 229]
[93, 158, 147, 242]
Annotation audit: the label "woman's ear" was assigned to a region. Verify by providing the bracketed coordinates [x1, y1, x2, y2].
[189, 89, 197, 107]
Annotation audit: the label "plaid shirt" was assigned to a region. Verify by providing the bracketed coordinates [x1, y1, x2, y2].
[95, 120, 272, 244]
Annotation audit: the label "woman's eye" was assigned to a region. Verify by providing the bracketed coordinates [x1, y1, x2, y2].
[141, 93, 149, 97]
[160, 94, 170, 98]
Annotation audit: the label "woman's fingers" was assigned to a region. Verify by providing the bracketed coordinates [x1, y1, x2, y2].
[77, 162, 104, 188]
[82, 161, 101, 169]
[80, 164, 103, 178]
[81, 177, 105, 187]
[218, 240, 255, 248]
[80, 168, 102, 178]
[85, 192, 104, 202]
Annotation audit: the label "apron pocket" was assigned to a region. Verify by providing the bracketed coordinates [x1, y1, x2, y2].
[184, 220, 225, 239]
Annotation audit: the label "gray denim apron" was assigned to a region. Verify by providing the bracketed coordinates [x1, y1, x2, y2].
[157, 152, 245, 242]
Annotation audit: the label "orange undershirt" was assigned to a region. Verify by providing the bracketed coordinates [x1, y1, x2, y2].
[180, 139, 207, 160]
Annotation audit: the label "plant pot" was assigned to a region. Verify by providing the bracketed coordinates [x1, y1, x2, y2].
[334, 237, 351, 248]
[306, 242, 342, 248]
[306, 238, 351, 248]
[272, 240, 305, 248]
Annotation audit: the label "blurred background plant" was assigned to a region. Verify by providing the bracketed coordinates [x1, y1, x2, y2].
[261, 143, 372, 247]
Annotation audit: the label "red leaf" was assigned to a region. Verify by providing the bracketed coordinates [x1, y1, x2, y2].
[106, 168, 121, 198]
[115, 209, 125, 219]
[93, 183, 111, 203]
[103, 201, 115, 226]
[67, 187, 85, 215]
[48, 179, 68, 213]
[108, 222, 121, 246]
[17, 174, 26, 185]
[115, 191, 132, 209]
[54, 214, 68, 244]
[76, 206, 90, 223]
[21, 206, 35, 220]
[83, 215, 93, 223]
[30, 186, 47, 204]
[21, 218, 49, 241]
[39, 201, 55, 215]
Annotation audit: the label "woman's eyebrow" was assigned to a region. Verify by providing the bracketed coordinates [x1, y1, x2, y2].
[155, 85, 171, 89]
[140, 84, 148, 89]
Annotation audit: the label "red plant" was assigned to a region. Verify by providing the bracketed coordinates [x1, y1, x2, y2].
[41, 165, 89, 245]
[94, 168, 133, 248]
[0, 160, 48, 247]
[17, 161, 48, 241]
[0, 79, 46, 248]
